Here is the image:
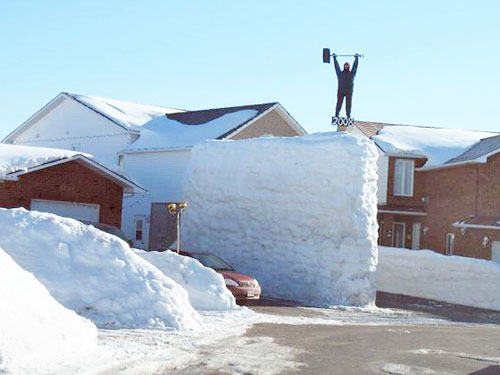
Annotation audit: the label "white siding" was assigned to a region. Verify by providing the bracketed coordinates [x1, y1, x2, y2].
[11, 97, 133, 165]
[121, 150, 192, 248]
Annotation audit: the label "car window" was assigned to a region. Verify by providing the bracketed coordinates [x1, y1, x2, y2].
[190, 254, 234, 271]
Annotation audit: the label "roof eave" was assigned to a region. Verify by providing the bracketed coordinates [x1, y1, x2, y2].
[5, 155, 146, 194]
[417, 160, 481, 171]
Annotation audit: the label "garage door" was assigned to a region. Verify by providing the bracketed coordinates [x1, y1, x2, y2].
[31, 199, 100, 223]
[492, 241, 500, 264]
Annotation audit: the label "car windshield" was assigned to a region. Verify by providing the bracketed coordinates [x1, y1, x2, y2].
[190, 254, 234, 271]
[83, 221, 129, 242]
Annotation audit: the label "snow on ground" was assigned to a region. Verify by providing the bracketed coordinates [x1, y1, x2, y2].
[37, 304, 486, 375]
[126, 109, 259, 151]
[377, 246, 500, 311]
[372, 126, 497, 166]
[0, 208, 201, 330]
[0, 248, 97, 375]
[135, 249, 238, 311]
[182, 132, 379, 307]
[0, 143, 83, 177]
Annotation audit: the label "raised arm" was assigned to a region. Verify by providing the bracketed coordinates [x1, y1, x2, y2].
[333, 55, 341, 77]
[352, 55, 359, 76]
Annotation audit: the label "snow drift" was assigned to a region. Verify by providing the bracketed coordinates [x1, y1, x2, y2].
[0, 248, 97, 375]
[0, 208, 201, 330]
[136, 250, 238, 311]
[377, 246, 500, 311]
[182, 132, 379, 307]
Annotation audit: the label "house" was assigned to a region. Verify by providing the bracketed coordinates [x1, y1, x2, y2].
[349, 122, 500, 262]
[3, 93, 307, 248]
[0, 144, 144, 228]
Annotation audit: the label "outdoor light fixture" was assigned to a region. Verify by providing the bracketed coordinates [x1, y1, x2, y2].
[482, 236, 489, 248]
[423, 227, 429, 236]
[166, 201, 188, 254]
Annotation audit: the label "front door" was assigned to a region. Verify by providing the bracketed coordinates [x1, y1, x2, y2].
[492, 241, 500, 264]
[411, 223, 421, 250]
[392, 222, 406, 248]
[133, 215, 148, 249]
[149, 203, 177, 251]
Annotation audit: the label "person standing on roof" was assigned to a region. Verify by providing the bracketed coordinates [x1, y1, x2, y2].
[334, 54, 359, 118]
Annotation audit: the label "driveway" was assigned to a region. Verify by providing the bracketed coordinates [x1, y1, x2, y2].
[175, 293, 500, 375]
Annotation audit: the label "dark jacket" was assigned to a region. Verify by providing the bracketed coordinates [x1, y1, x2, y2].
[334, 56, 358, 93]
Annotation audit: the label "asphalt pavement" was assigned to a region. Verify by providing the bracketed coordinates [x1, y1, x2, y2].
[172, 293, 500, 375]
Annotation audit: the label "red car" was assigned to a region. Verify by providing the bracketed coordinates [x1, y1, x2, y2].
[177, 250, 261, 303]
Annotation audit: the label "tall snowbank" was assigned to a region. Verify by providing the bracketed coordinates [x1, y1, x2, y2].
[0, 248, 97, 375]
[182, 133, 379, 307]
[377, 246, 500, 311]
[136, 250, 238, 311]
[0, 208, 201, 330]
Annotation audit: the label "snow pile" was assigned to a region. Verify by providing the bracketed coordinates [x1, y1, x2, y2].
[0, 248, 97, 375]
[69, 93, 182, 129]
[0, 208, 202, 330]
[0, 143, 84, 177]
[377, 246, 500, 311]
[372, 126, 497, 166]
[126, 109, 259, 151]
[136, 250, 238, 311]
[182, 132, 379, 307]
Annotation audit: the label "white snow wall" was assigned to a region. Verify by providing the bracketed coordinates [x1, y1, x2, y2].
[182, 132, 379, 306]
[377, 246, 500, 311]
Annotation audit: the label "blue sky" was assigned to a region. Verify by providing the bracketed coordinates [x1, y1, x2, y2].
[0, 1, 499, 139]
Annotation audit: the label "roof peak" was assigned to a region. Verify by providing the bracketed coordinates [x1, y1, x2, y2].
[62, 92, 185, 112]
[180, 102, 278, 114]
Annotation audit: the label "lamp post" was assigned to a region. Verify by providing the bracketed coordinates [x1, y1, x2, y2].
[166, 201, 188, 254]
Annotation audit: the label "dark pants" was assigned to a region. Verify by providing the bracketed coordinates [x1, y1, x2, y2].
[335, 91, 353, 118]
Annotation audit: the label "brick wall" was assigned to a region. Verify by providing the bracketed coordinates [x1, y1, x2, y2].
[0, 160, 123, 227]
[378, 153, 500, 260]
[385, 156, 427, 210]
[421, 153, 500, 259]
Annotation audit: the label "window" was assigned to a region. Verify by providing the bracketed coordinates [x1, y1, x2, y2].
[135, 219, 143, 241]
[446, 233, 454, 255]
[118, 155, 124, 167]
[393, 159, 414, 196]
[392, 222, 406, 248]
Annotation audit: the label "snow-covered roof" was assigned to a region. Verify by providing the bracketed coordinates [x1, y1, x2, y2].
[2, 92, 303, 151]
[0, 144, 83, 177]
[446, 134, 500, 164]
[355, 121, 498, 167]
[65, 93, 183, 130]
[0, 144, 145, 193]
[125, 103, 279, 152]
